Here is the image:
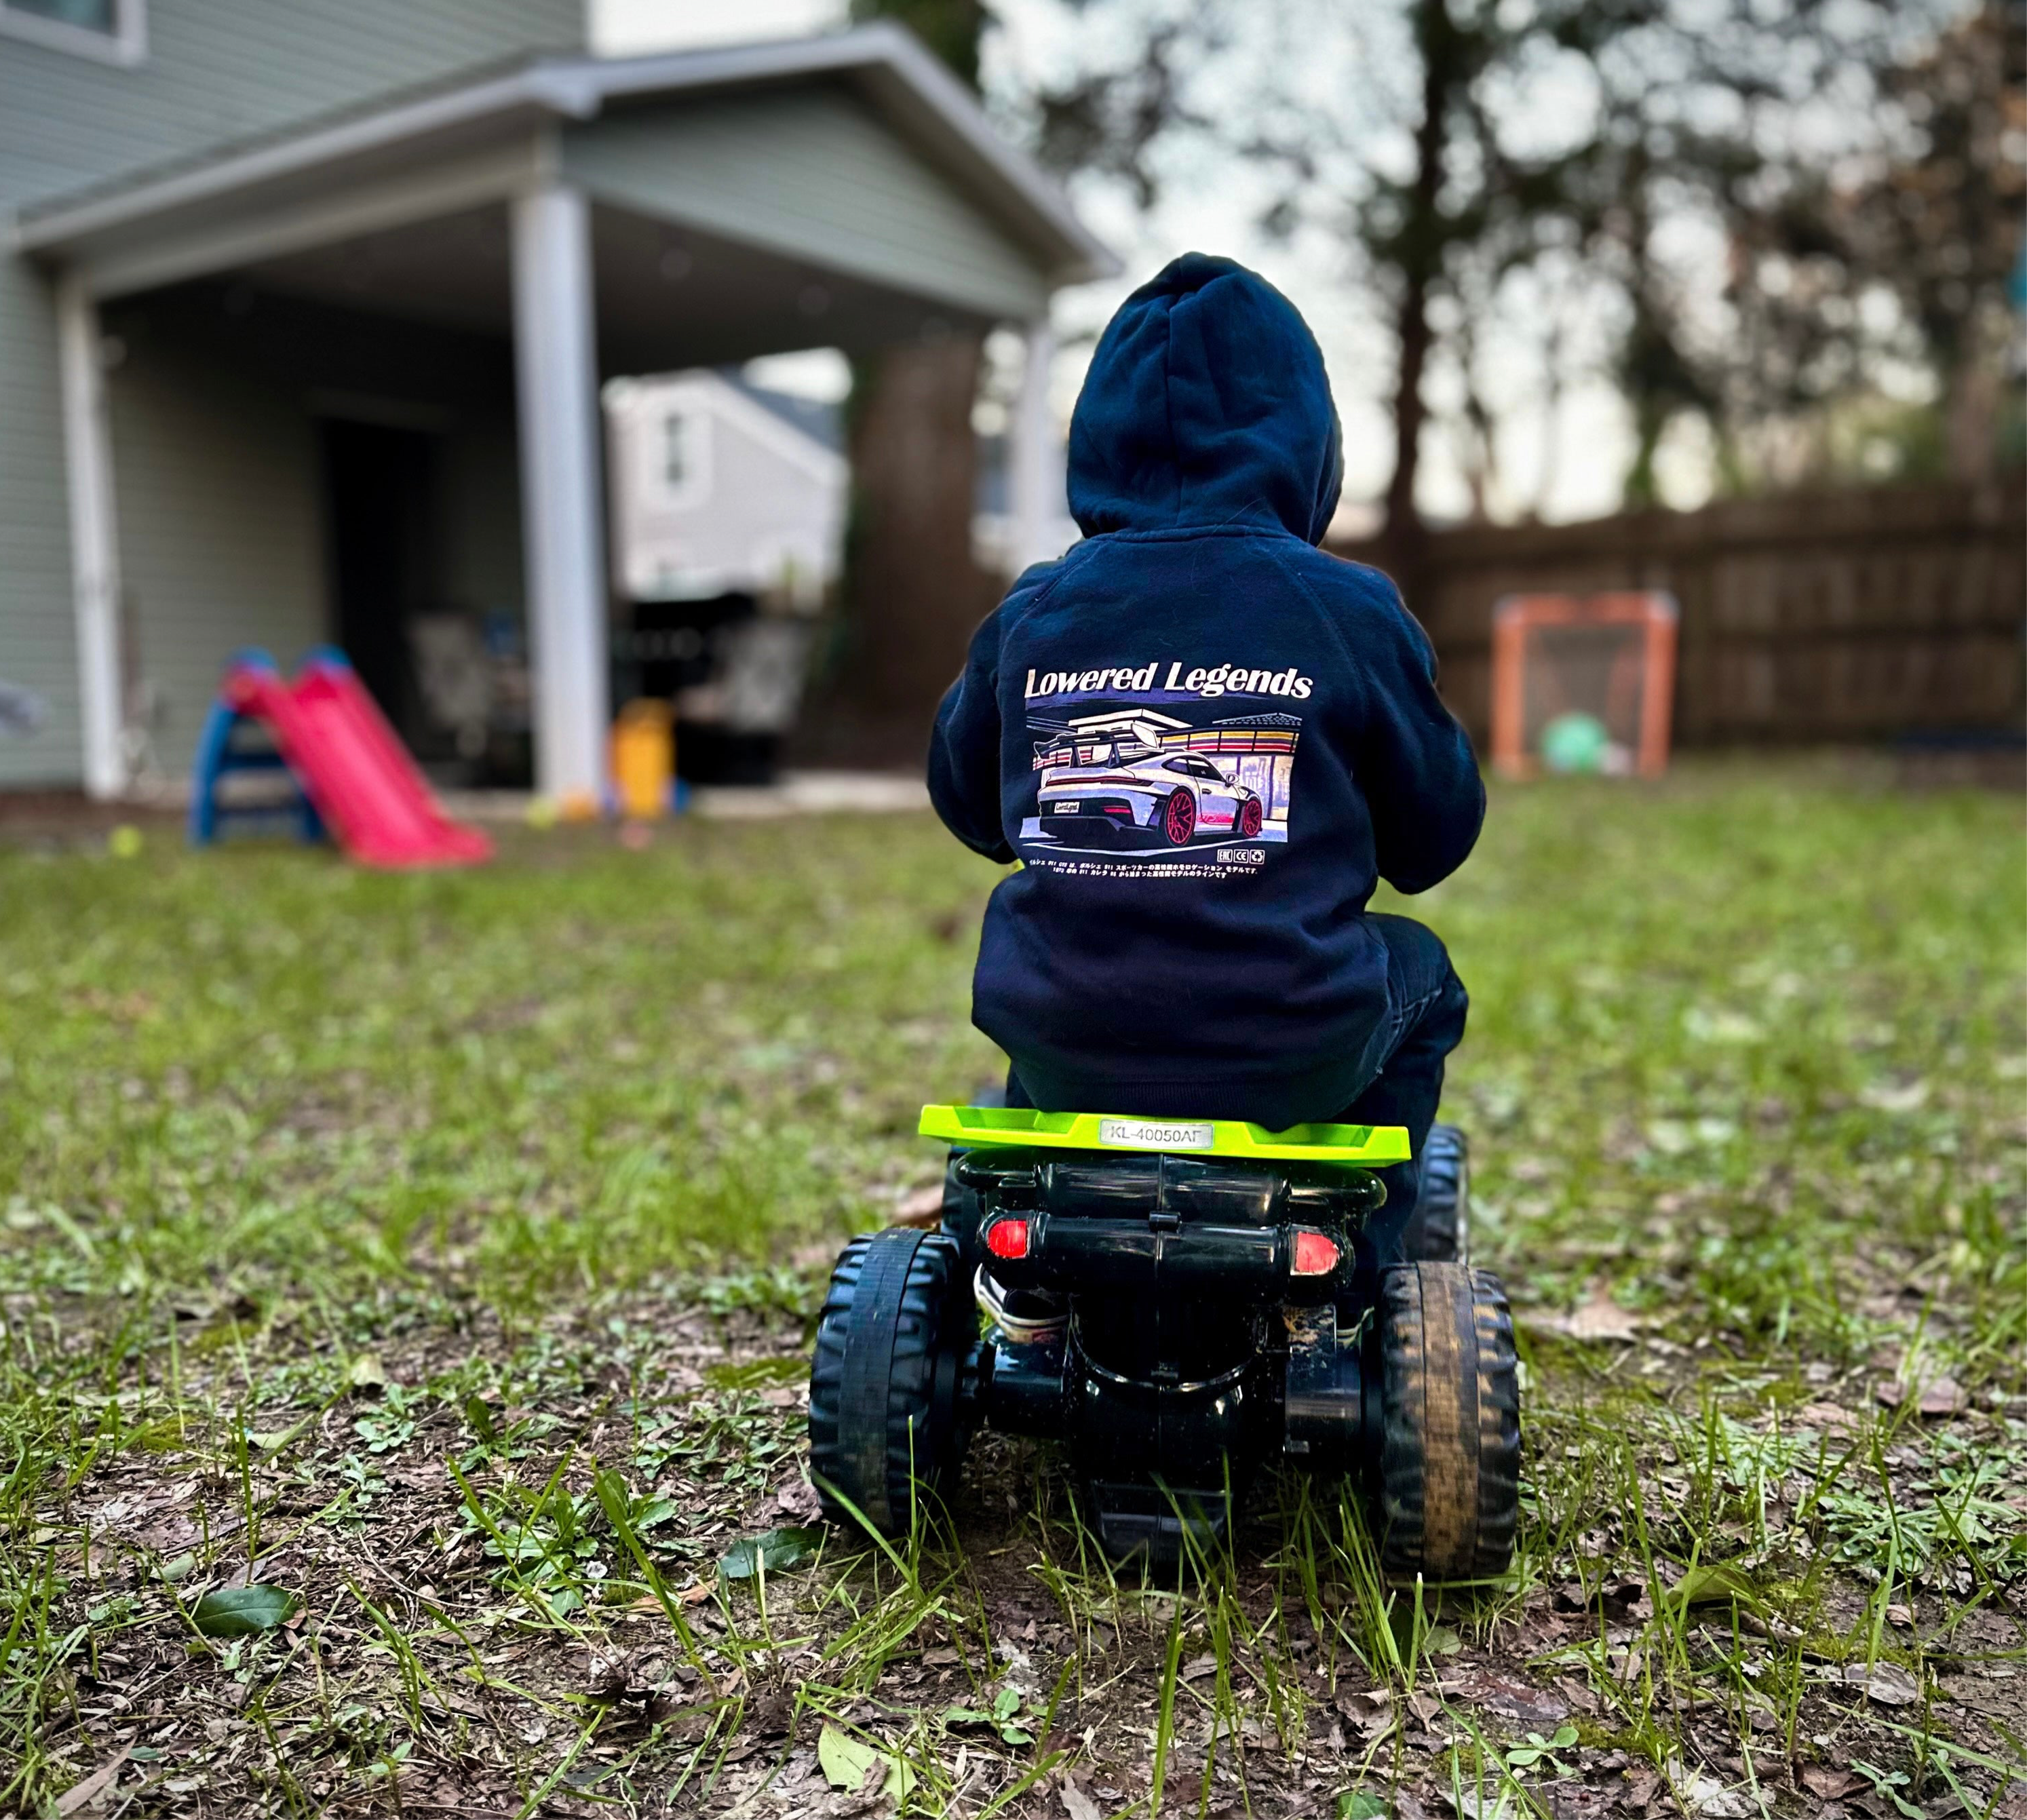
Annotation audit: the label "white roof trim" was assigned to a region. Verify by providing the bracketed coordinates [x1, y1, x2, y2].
[14, 24, 1119, 287]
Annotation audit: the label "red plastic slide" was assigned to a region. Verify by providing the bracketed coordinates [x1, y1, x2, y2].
[220, 651, 493, 869]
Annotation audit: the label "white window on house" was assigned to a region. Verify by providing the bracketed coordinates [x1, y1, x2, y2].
[657, 408, 710, 506]
[0, 0, 145, 62]
[663, 412, 691, 488]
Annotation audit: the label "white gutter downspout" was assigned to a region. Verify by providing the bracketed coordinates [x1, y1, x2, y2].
[56, 271, 128, 800]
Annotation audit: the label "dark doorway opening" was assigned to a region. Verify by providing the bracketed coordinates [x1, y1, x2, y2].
[319, 418, 441, 746]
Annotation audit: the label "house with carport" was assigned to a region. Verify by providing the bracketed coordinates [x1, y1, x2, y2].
[0, 0, 1113, 803]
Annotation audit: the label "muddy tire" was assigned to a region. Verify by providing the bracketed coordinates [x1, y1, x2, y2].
[808, 1229, 973, 1537]
[1375, 1260, 1520, 1583]
[1401, 1124, 1469, 1263]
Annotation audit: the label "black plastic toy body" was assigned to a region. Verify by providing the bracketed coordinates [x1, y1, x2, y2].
[809, 1111, 1520, 1578]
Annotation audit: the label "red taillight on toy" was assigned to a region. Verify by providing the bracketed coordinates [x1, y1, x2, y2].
[985, 1218, 1031, 1260]
[1291, 1229, 1339, 1276]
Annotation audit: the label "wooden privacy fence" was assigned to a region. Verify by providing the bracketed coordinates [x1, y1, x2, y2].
[1332, 482, 2025, 751]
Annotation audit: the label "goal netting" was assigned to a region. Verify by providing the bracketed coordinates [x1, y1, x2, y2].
[1489, 593, 1678, 778]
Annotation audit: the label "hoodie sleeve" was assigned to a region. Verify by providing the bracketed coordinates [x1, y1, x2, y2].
[1354, 583, 1486, 894]
[927, 603, 1017, 864]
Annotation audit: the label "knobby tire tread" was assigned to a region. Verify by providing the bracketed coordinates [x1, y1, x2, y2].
[1377, 1259, 1521, 1582]
[809, 1229, 967, 1538]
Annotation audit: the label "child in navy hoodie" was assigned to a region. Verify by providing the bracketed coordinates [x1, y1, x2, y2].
[928, 254, 1483, 1253]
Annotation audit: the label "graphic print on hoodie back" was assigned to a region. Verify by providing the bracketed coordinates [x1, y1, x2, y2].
[1020, 659, 1307, 874]
[929, 255, 1485, 1131]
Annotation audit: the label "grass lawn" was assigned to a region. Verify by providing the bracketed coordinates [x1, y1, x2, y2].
[0, 761, 2021, 1818]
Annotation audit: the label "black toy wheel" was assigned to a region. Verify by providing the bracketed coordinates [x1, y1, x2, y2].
[1401, 1123, 1469, 1262]
[1375, 1260, 1520, 1583]
[809, 1228, 973, 1537]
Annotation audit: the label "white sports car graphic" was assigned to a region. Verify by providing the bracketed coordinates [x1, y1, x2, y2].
[1037, 753, 1265, 846]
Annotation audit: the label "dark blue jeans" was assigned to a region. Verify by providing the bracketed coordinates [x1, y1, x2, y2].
[1334, 914, 1469, 1262]
[1007, 912, 1468, 1260]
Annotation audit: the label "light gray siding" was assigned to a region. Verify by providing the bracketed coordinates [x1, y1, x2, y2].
[0, 0, 581, 787]
[562, 87, 1051, 324]
[106, 307, 327, 782]
[0, 259, 81, 783]
[0, 0, 581, 210]
[94, 284, 523, 779]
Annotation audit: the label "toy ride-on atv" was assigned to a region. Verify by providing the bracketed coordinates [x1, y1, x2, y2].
[808, 1108, 1520, 1578]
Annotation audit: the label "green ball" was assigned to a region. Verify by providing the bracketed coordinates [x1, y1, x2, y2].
[1539, 712, 1610, 775]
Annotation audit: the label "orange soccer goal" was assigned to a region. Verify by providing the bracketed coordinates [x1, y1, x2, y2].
[1489, 592, 1678, 779]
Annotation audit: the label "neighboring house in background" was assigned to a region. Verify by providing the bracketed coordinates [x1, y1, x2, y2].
[973, 431, 1077, 578]
[0, 3, 1114, 801]
[0, 0, 583, 794]
[605, 370, 847, 606]
[604, 374, 1077, 606]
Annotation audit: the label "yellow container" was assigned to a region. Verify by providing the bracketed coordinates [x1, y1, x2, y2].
[609, 699, 674, 820]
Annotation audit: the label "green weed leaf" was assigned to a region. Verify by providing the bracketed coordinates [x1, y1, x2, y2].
[1336, 1796, 1389, 1820]
[719, 1526, 825, 1579]
[193, 1585, 297, 1636]
[345, 1352, 387, 1393]
[1852, 1761, 1925, 1819]
[1669, 1562, 1764, 1613]
[817, 1724, 914, 1798]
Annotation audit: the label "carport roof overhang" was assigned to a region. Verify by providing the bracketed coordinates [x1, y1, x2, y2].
[11, 23, 1119, 325]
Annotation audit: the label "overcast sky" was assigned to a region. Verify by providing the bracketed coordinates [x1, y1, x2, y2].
[589, 0, 1682, 526]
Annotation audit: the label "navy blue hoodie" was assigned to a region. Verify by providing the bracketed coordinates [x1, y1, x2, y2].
[929, 254, 1484, 1127]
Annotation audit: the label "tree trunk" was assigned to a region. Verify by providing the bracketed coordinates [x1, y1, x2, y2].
[800, 332, 993, 769]
[1943, 334, 2001, 486]
[1385, 270, 1437, 570]
[1380, 0, 1463, 589]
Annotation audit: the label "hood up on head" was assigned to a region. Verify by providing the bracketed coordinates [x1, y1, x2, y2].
[1066, 253, 1344, 545]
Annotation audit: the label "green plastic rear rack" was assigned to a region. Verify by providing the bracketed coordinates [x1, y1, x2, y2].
[918, 1104, 1410, 1165]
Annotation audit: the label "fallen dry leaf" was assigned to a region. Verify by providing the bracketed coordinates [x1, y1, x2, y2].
[1873, 1374, 1967, 1417]
[1061, 1781, 1103, 1820]
[1336, 1687, 1395, 1740]
[1802, 1768, 1868, 1800]
[1537, 1287, 1644, 1341]
[1842, 1662, 1921, 1706]
[1456, 1673, 1567, 1731]
[1917, 1377, 1967, 1417]
[583, 1650, 634, 1701]
[773, 1475, 822, 1522]
[54, 1745, 131, 1816]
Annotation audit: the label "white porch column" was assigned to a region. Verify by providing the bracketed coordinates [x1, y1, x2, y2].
[1008, 316, 1060, 574]
[56, 273, 128, 800]
[510, 180, 609, 807]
